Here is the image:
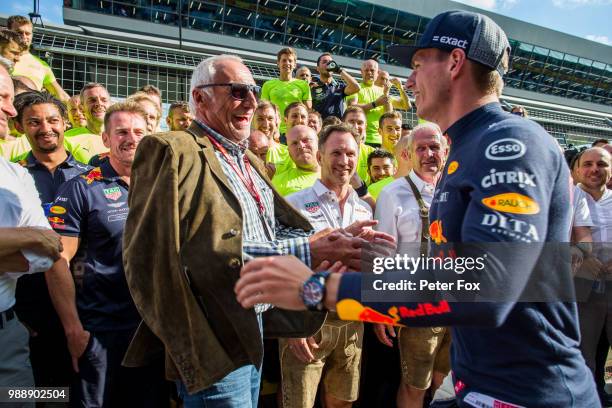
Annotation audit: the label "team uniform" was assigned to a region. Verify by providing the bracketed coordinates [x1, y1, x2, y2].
[12, 52, 56, 92]
[357, 143, 375, 185]
[367, 176, 394, 200]
[345, 83, 385, 146]
[310, 76, 347, 120]
[261, 79, 311, 135]
[266, 143, 289, 166]
[335, 103, 598, 407]
[50, 160, 166, 407]
[64, 127, 108, 163]
[271, 160, 319, 197]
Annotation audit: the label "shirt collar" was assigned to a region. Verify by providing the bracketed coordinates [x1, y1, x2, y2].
[314, 75, 337, 86]
[312, 179, 358, 203]
[444, 102, 503, 144]
[24, 150, 78, 169]
[100, 158, 121, 181]
[408, 170, 435, 194]
[195, 119, 248, 156]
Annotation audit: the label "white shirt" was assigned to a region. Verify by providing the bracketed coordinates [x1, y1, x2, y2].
[286, 179, 372, 232]
[572, 185, 593, 228]
[0, 158, 53, 311]
[581, 186, 612, 263]
[374, 170, 435, 258]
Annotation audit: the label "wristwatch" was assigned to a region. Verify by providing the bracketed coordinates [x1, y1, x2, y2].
[301, 272, 331, 311]
[371, 100, 377, 108]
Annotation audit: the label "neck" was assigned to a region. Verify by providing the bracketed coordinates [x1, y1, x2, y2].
[393, 162, 411, 179]
[583, 183, 607, 201]
[88, 121, 103, 135]
[280, 72, 292, 81]
[435, 90, 498, 132]
[32, 148, 68, 173]
[320, 73, 332, 83]
[321, 177, 350, 200]
[108, 156, 132, 182]
[298, 162, 319, 172]
[413, 169, 435, 185]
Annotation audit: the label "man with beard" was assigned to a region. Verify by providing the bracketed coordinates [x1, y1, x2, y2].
[45, 102, 168, 407]
[367, 149, 395, 186]
[310, 53, 360, 120]
[64, 83, 112, 162]
[271, 125, 320, 196]
[12, 91, 90, 389]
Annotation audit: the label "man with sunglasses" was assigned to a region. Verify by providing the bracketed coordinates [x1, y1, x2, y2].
[123, 54, 378, 407]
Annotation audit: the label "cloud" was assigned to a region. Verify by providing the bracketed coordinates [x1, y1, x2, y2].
[586, 34, 612, 45]
[551, 0, 612, 9]
[9, 2, 32, 15]
[452, 0, 519, 10]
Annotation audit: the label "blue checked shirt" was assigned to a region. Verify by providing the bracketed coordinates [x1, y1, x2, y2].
[196, 121, 312, 266]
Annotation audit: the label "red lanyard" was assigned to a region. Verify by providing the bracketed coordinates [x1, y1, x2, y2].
[207, 134, 266, 215]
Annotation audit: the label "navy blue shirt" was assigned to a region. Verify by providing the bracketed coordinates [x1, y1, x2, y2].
[337, 103, 598, 407]
[51, 159, 140, 332]
[310, 76, 347, 119]
[14, 151, 91, 330]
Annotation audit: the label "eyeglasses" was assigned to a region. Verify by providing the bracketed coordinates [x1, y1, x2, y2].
[196, 83, 261, 100]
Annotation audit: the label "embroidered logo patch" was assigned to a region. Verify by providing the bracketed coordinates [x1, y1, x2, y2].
[103, 187, 122, 201]
[305, 201, 321, 213]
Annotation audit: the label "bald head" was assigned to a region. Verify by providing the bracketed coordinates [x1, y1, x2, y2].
[361, 59, 379, 85]
[287, 125, 318, 170]
[249, 129, 269, 162]
[577, 147, 612, 190]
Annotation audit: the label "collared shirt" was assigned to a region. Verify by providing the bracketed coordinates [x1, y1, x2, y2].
[572, 185, 593, 228]
[50, 159, 139, 331]
[581, 186, 612, 263]
[311, 76, 347, 119]
[0, 158, 53, 312]
[374, 170, 435, 258]
[286, 179, 372, 232]
[196, 121, 312, 266]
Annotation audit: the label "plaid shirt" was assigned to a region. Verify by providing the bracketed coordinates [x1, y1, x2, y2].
[196, 120, 312, 266]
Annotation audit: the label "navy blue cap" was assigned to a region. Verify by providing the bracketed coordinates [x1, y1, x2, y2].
[388, 10, 511, 76]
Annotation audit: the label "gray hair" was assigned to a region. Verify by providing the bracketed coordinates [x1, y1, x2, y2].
[404, 122, 445, 153]
[189, 54, 244, 113]
[0, 56, 13, 72]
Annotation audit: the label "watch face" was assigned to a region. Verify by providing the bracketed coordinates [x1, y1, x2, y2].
[303, 280, 324, 307]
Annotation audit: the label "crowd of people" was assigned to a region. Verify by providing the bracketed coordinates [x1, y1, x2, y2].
[0, 9, 609, 408]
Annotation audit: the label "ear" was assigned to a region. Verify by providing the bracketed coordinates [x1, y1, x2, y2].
[401, 149, 411, 162]
[102, 131, 111, 149]
[316, 150, 322, 164]
[448, 48, 467, 80]
[14, 119, 24, 133]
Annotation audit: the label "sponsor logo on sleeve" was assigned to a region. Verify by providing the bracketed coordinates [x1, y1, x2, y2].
[103, 187, 122, 201]
[429, 220, 447, 245]
[447, 161, 459, 175]
[481, 169, 536, 188]
[481, 213, 539, 242]
[50, 206, 66, 215]
[81, 167, 103, 184]
[482, 192, 540, 214]
[484, 138, 526, 161]
[48, 216, 65, 224]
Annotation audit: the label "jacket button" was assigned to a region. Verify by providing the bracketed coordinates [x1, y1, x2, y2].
[229, 258, 241, 269]
[229, 228, 239, 237]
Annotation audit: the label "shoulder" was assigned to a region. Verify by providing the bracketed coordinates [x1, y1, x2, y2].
[378, 178, 410, 200]
[0, 157, 29, 180]
[286, 186, 315, 205]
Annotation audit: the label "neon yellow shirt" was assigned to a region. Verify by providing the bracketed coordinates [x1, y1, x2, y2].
[357, 143, 375, 186]
[271, 161, 319, 197]
[64, 126, 95, 138]
[367, 176, 394, 200]
[266, 143, 289, 165]
[2, 136, 90, 164]
[12, 52, 56, 91]
[345, 82, 385, 145]
[66, 133, 109, 163]
[261, 78, 311, 134]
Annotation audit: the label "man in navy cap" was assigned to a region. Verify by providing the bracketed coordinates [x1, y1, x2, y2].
[235, 10, 599, 408]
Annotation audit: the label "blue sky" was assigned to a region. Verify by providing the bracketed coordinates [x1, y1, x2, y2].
[1, 0, 611, 46]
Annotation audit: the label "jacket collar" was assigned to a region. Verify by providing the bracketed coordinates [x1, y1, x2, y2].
[24, 150, 78, 169]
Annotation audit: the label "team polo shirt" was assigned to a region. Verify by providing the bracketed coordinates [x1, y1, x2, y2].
[367, 176, 394, 200]
[14, 152, 91, 330]
[336, 103, 598, 407]
[63, 128, 108, 163]
[50, 160, 140, 332]
[266, 143, 289, 165]
[357, 143, 375, 186]
[261, 78, 311, 134]
[286, 179, 372, 231]
[345, 83, 385, 145]
[311, 76, 347, 119]
[12, 52, 56, 91]
[271, 160, 319, 197]
[4, 137, 91, 165]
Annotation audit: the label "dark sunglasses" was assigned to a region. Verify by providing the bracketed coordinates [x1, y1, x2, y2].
[197, 83, 261, 100]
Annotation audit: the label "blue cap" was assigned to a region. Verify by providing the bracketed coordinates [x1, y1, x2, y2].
[388, 10, 511, 76]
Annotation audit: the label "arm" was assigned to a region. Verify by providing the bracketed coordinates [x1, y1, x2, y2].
[44, 80, 70, 104]
[390, 78, 411, 111]
[0, 227, 62, 259]
[301, 81, 312, 110]
[341, 71, 360, 96]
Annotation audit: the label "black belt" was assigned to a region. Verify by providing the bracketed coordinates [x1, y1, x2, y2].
[0, 307, 16, 329]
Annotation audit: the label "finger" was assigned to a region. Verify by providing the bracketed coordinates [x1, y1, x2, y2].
[328, 261, 344, 273]
[314, 260, 331, 273]
[388, 325, 396, 338]
[239, 257, 274, 277]
[302, 343, 315, 362]
[72, 356, 79, 373]
[307, 336, 320, 349]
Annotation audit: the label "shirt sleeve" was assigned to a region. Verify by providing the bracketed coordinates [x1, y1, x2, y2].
[300, 80, 312, 102]
[33, 55, 57, 86]
[243, 219, 312, 267]
[50, 178, 87, 237]
[261, 80, 271, 102]
[374, 187, 399, 243]
[573, 187, 594, 227]
[336, 123, 567, 328]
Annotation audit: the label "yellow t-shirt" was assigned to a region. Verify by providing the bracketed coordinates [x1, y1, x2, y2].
[357, 143, 375, 186]
[12, 52, 56, 91]
[66, 133, 109, 163]
[266, 143, 289, 166]
[345, 83, 385, 145]
[271, 161, 319, 197]
[2, 136, 91, 164]
[261, 78, 311, 134]
[367, 176, 394, 200]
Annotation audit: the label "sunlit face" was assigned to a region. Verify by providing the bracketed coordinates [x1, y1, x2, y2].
[138, 100, 160, 134]
[379, 117, 402, 153]
[102, 111, 147, 166]
[343, 111, 366, 144]
[67, 96, 87, 128]
[360, 60, 378, 85]
[10, 22, 33, 48]
[0, 69, 17, 138]
[577, 149, 612, 190]
[307, 112, 322, 134]
[167, 107, 193, 131]
[194, 59, 258, 143]
[19, 103, 65, 153]
[285, 105, 308, 131]
[0, 41, 23, 64]
[317, 54, 333, 75]
[248, 130, 269, 162]
[368, 157, 394, 183]
[278, 53, 296, 77]
[254, 106, 278, 139]
[81, 86, 111, 129]
[287, 126, 318, 170]
[318, 131, 358, 186]
[406, 49, 451, 123]
[296, 67, 312, 83]
[408, 130, 444, 177]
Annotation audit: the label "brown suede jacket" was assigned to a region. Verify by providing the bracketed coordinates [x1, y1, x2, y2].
[122, 122, 326, 394]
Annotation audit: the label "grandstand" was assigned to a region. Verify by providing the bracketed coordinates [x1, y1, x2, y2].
[2, 0, 611, 144]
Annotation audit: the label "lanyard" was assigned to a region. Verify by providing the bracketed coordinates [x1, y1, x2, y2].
[206, 134, 266, 215]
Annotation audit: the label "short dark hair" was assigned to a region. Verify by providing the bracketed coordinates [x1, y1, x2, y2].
[14, 91, 67, 124]
[367, 148, 395, 168]
[378, 111, 402, 128]
[342, 106, 365, 121]
[317, 52, 332, 66]
[168, 101, 190, 118]
[138, 84, 162, 98]
[7, 15, 32, 29]
[284, 101, 308, 118]
[592, 138, 609, 147]
[401, 122, 413, 131]
[0, 28, 27, 51]
[322, 115, 341, 128]
[80, 82, 108, 103]
[318, 123, 360, 151]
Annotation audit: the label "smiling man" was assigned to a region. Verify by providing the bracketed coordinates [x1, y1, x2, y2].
[123, 55, 372, 407]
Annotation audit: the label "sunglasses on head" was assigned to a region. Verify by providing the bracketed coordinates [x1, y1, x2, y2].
[197, 83, 261, 100]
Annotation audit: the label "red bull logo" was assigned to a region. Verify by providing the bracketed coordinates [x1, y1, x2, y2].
[48, 216, 64, 224]
[429, 220, 447, 245]
[336, 299, 401, 326]
[81, 167, 103, 184]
